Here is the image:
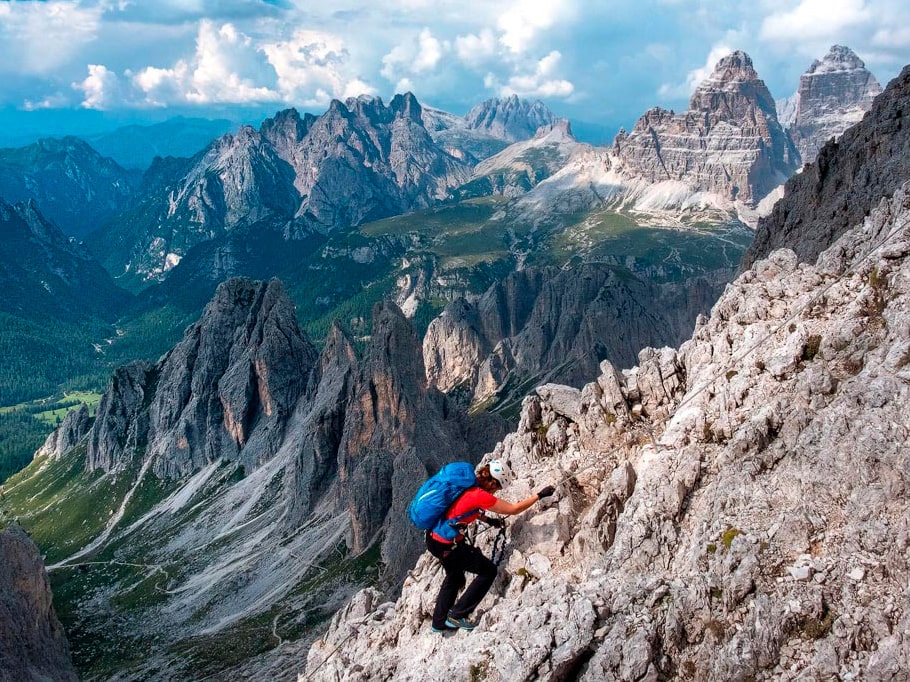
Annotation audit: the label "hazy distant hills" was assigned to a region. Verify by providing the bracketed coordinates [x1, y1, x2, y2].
[0, 199, 131, 322]
[0, 137, 138, 239]
[85, 117, 235, 170]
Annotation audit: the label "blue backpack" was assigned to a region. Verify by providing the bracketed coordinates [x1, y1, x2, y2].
[408, 462, 478, 540]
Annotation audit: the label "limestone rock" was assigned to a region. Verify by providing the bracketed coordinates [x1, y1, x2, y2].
[305, 182, 910, 681]
[0, 524, 77, 682]
[87, 360, 154, 472]
[744, 64, 910, 269]
[787, 46, 882, 164]
[36, 404, 90, 461]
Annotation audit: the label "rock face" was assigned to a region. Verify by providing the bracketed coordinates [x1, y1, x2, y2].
[787, 46, 882, 164]
[0, 199, 132, 322]
[0, 524, 77, 682]
[82, 277, 504, 580]
[0, 136, 137, 238]
[93, 93, 471, 283]
[423, 263, 726, 405]
[613, 51, 798, 206]
[305, 180, 910, 682]
[36, 404, 91, 461]
[464, 95, 559, 142]
[744, 64, 910, 269]
[88, 279, 318, 477]
[454, 120, 584, 199]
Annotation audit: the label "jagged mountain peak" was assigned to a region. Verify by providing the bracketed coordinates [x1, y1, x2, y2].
[689, 50, 777, 116]
[785, 44, 882, 164]
[809, 45, 868, 74]
[464, 96, 559, 142]
[88, 277, 318, 476]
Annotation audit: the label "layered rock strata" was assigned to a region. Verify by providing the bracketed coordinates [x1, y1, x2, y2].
[744, 64, 910, 269]
[612, 51, 798, 206]
[306, 180, 910, 682]
[0, 524, 77, 682]
[787, 46, 882, 164]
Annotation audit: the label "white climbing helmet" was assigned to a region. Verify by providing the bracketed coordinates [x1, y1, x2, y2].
[487, 459, 511, 487]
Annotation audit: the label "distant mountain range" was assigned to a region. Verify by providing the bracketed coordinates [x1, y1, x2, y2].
[0, 45, 887, 411]
[0, 137, 138, 239]
[85, 117, 235, 170]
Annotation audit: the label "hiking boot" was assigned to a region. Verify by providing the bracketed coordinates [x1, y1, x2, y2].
[430, 623, 456, 634]
[445, 615, 477, 631]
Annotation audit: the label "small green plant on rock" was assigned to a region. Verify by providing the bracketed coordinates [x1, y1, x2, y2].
[721, 526, 742, 549]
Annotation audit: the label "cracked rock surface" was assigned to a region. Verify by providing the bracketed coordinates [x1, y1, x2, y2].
[305, 184, 910, 681]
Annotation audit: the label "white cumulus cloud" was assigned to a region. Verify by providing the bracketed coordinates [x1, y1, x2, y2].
[74, 64, 121, 110]
[759, 0, 872, 42]
[263, 29, 375, 106]
[496, 0, 575, 54]
[498, 50, 574, 98]
[455, 29, 498, 67]
[658, 44, 732, 100]
[381, 28, 447, 85]
[129, 21, 280, 106]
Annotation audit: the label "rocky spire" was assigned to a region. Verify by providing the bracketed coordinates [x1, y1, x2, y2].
[744, 64, 909, 269]
[611, 50, 798, 206]
[788, 45, 882, 163]
[86, 278, 318, 477]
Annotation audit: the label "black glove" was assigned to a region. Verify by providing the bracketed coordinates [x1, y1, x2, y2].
[484, 516, 505, 528]
[537, 485, 556, 499]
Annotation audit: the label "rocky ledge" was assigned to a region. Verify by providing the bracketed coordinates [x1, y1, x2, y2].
[304, 182, 910, 680]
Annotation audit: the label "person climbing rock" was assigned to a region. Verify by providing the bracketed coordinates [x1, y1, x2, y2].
[426, 459, 555, 633]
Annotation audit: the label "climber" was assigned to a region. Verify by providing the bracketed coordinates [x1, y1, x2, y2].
[426, 459, 555, 633]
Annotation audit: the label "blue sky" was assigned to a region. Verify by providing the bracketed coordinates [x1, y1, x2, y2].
[0, 0, 908, 141]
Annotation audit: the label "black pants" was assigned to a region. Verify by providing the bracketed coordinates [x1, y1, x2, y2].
[426, 534, 498, 629]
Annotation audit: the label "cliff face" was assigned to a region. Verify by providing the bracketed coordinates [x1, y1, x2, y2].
[613, 51, 799, 206]
[788, 46, 882, 164]
[306, 179, 910, 682]
[423, 263, 726, 405]
[0, 524, 77, 682]
[744, 64, 910, 269]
